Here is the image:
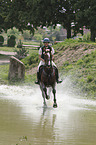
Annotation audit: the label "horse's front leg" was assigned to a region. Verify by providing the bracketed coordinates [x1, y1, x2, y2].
[52, 87, 57, 108]
[40, 83, 47, 106]
[43, 87, 50, 100]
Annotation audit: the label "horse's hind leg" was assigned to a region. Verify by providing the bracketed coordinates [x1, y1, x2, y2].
[52, 88, 57, 108]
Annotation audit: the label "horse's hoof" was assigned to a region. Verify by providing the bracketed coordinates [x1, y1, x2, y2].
[46, 95, 50, 100]
[53, 103, 57, 108]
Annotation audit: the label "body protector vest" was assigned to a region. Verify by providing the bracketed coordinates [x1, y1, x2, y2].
[41, 45, 52, 60]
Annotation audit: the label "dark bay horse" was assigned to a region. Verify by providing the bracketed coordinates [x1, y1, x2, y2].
[39, 51, 57, 108]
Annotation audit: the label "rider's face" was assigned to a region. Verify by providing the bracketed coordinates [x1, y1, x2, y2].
[44, 42, 49, 47]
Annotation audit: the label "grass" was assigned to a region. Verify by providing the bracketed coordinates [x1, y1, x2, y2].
[0, 40, 40, 53]
[0, 64, 9, 84]
[0, 46, 15, 52]
[0, 54, 10, 60]
[54, 38, 96, 50]
[23, 40, 40, 46]
[60, 49, 96, 98]
[0, 63, 36, 85]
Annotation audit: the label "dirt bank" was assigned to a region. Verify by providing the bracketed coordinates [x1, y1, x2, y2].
[27, 43, 96, 75]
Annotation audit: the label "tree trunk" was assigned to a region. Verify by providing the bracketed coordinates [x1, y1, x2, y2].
[90, 27, 96, 42]
[66, 23, 71, 39]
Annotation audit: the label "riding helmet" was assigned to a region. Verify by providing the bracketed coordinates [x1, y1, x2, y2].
[43, 38, 50, 43]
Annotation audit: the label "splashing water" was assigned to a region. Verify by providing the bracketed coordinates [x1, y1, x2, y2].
[0, 78, 96, 145]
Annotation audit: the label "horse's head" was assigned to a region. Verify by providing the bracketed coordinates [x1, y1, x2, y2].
[44, 50, 52, 66]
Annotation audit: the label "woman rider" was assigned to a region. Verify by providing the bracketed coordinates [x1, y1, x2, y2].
[35, 38, 62, 84]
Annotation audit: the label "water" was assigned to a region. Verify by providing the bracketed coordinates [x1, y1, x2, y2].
[0, 81, 96, 145]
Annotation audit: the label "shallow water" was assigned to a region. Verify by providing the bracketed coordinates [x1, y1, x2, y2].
[0, 82, 96, 145]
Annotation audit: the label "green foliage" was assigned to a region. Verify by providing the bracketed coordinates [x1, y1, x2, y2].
[0, 64, 9, 84]
[7, 28, 20, 38]
[21, 52, 39, 69]
[0, 46, 15, 52]
[22, 30, 32, 40]
[1, 0, 96, 41]
[14, 47, 29, 59]
[33, 33, 43, 41]
[63, 61, 69, 66]
[83, 32, 91, 42]
[78, 38, 83, 42]
[61, 49, 96, 98]
[7, 35, 16, 47]
[75, 0, 96, 41]
[76, 59, 83, 65]
[87, 76, 93, 83]
[0, 35, 4, 46]
[17, 40, 23, 48]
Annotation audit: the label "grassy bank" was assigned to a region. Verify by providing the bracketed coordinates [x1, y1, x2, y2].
[0, 39, 96, 98]
[53, 39, 96, 98]
[60, 50, 96, 98]
[0, 62, 36, 85]
[0, 64, 9, 84]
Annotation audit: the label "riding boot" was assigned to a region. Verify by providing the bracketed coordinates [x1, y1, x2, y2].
[35, 72, 40, 84]
[55, 67, 62, 84]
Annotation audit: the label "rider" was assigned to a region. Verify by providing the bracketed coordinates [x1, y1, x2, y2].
[35, 38, 62, 84]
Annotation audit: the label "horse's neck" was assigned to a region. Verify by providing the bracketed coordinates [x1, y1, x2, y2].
[44, 53, 51, 66]
[44, 65, 53, 74]
[47, 60, 51, 66]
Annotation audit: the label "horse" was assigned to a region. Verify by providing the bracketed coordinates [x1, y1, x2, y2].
[39, 50, 57, 108]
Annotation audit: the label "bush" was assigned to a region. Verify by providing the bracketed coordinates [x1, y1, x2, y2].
[83, 32, 91, 42]
[14, 47, 29, 59]
[0, 35, 4, 46]
[7, 35, 16, 47]
[17, 39, 23, 48]
[21, 52, 39, 69]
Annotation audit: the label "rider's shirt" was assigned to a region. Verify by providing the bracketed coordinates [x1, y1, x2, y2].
[39, 46, 55, 59]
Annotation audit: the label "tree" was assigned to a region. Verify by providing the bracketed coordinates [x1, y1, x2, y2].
[0, 0, 96, 41]
[55, 0, 76, 38]
[75, 0, 96, 41]
[26, 0, 77, 39]
[0, 0, 13, 32]
[0, 0, 34, 33]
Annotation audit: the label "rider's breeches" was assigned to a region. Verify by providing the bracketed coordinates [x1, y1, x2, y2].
[37, 60, 57, 72]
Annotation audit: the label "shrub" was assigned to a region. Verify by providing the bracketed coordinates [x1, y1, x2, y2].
[78, 37, 83, 42]
[0, 35, 4, 46]
[21, 52, 39, 68]
[14, 47, 29, 59]
[17, 39, 23, 48]
[7, 35, 16, 47]
[83, 32, 91, 42]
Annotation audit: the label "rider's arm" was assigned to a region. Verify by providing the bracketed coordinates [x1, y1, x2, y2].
[52, 55, 54, 60]
[39, 55, 44, 62]
[39, 48, 44, 62]
[51, 47, 55, 61]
